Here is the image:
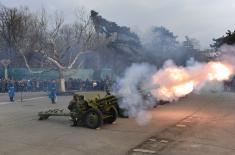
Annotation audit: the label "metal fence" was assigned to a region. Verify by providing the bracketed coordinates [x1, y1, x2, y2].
[0, 68, 114, 80]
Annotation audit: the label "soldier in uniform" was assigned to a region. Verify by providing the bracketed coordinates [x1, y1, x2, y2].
[7, 80, 15, 102]
[68, 94, 88, 127]
[48, 80, 57, 104]
[104, 89, 111, 98]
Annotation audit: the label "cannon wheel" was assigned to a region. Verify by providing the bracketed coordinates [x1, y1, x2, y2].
[112, 102, 128, 118]
[158, 100, 170, 105]
[38, 115, 49, 120]
[84, 109, 103, 129]
[105, 106, 118, 124]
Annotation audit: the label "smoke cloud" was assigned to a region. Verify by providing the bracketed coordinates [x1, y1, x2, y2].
[116, 63, 156, 125]
[219, 44, 235, 67]
[117, 44, 235, 125]
[151, 59, 233, 101]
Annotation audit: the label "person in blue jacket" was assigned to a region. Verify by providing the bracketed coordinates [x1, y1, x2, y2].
[48, 80, 57, 104]
[26, 80, 32, 92]
[7, 80, 15, 102]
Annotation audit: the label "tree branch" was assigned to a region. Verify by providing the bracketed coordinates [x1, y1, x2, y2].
[68, 51, 91, 69]
[20, 52, 43, 74]
[46, 56, 66, 70]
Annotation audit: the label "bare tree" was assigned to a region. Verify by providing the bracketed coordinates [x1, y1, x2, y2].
[35, 9, 111, 92]
[0, 6, 45, 73]
[0, 6, 111, 92]
[0, 59, 10, 79]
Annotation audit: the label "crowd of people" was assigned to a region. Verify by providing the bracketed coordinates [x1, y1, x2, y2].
[0, 78, 113, 93]
[0, 79, 48, 92]
[65, 78, 113, 92]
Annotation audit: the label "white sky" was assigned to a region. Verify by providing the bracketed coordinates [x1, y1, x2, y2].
[1, 0, 235, 49]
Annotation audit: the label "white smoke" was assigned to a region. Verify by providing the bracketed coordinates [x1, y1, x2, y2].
[116, 63, 156, 125]
[117, 44, 235, 125]
[151, 58, 234, 101]
[220, 44, 235, 67]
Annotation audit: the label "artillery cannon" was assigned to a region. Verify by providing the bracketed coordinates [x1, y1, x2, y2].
[97, 94, 130, 117]
[38, 84, 160, 129]
[38, 94, 119, 129]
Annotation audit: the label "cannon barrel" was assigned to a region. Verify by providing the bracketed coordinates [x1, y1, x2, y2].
[96, 96, 118, 105]
[96, 95, 117, 102]
[95, 84, 160, 105]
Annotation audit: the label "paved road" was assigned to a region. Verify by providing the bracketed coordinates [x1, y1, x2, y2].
[0, 92, 47, 103]
[129, 92, 235, 155]
[0, 92, 234, 155]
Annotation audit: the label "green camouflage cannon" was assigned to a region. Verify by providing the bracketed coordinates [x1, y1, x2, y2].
[38, 109, 70, 120]
[38, 95, 119, 129]
[38, 85, 159, 128]
[95, 95, 128, 117]
[91, 84, 161, 118]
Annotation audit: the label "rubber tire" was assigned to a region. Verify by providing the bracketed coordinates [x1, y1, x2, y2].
[38, 115, 49, 120]
[84, 109, 103, 129]
[113, 102, 129, 118]
[158, 100, 169, 105]
[105, 106, 118, 124]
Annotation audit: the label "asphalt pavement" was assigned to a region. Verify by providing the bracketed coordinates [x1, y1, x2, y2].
[0, 92, 234, 155]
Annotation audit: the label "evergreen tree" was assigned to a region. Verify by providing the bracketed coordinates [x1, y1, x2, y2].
[211, 30, 235, 49]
